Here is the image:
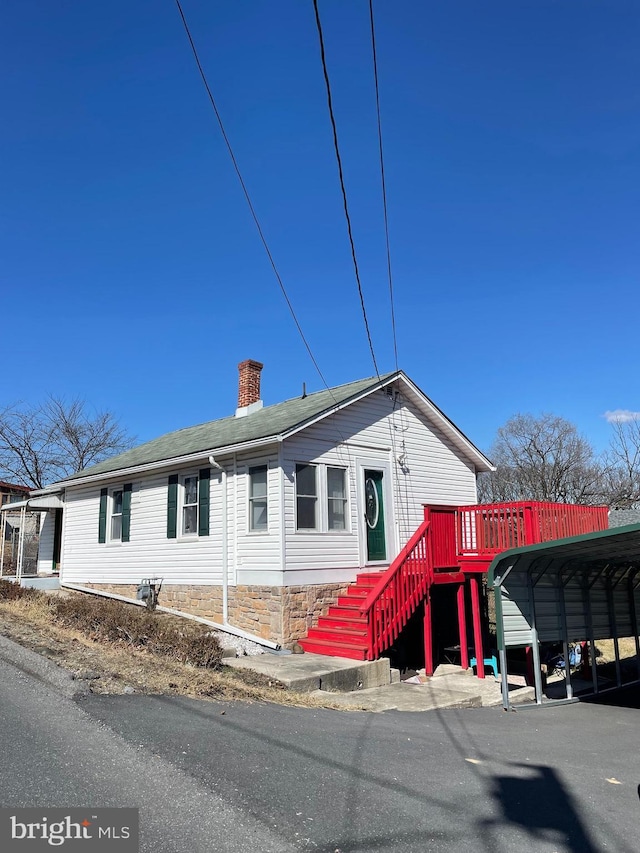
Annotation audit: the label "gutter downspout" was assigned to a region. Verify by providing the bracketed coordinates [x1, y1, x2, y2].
[59, 582, 280, 650]
[220, 464, 229, 623]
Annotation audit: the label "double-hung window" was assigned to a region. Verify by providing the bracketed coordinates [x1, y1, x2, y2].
[296, 464, 317, 530]
[327, 467, 347, 531]
[166, 469, 210, 539]
[98, 484, 132, 544]
[295, 464, 348, 532]
[111, 489, 124, 541]
[249, 466, 268, 532]
[182, 475, 198, 535]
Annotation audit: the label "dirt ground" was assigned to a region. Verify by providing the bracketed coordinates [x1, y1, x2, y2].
[0, 594, 347, 708]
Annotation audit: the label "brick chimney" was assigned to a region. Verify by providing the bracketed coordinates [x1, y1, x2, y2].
[236, 359, 264, 417]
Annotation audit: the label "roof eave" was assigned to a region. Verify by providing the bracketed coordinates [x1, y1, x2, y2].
[58, 434, 281, 488]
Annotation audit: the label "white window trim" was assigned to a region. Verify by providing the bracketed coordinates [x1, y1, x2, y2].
[326, 465, 349, 533]
[295, 463, 319, 532]
[180, 471, 199, 538]
[108, 486, 124, 545]
[248, 463, 269, 534]
[294, 463, 350, 534]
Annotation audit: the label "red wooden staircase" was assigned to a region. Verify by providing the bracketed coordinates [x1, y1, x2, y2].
[299, 501, 609, 670]
[298, 572, 382, 660]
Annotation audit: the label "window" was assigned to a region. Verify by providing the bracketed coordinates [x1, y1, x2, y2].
[99, 483, 131, 544]
[294, 464, 349, 532]
[167, 469, 210, 539]
[111, 489, 123, 540]
[249, 466, 268, 531]
[182, 475, 198, 535]
[327, 467, 347, 530]
[296, 464, 317, 530]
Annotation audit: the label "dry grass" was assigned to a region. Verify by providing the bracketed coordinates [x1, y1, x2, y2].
[594, 637, 638, 664]
[0, 590, 349, 708]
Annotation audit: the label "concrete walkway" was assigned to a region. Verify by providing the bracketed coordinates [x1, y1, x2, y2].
[226, 652, 534, 712]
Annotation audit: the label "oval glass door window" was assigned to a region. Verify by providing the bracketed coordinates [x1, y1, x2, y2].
[365, 477, 379, 529]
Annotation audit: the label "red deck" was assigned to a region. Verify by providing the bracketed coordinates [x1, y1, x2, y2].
[299, 501, 608, 671]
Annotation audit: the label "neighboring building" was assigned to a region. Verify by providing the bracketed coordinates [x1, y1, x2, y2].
[33, 361, 493, 647]
[1, 481, 35, 574]
[0, 481, 30, 510]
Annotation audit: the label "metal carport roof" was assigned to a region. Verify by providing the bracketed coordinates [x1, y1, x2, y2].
[488, 524, 640, 709]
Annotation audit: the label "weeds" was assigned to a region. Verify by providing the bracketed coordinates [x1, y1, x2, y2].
[51, 596, 223, 669]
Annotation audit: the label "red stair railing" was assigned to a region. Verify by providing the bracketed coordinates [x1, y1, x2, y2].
[359, 519, 433, 660]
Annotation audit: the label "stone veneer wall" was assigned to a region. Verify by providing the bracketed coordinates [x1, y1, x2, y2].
[79, 582, 349, 647]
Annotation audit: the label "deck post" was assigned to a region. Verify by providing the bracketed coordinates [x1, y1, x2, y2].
[423, 593, 433, 676]
[470, 576, 485, 678]
[457, 582, 468, 669]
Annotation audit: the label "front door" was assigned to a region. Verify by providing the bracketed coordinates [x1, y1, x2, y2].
[364, 469, 386, 561]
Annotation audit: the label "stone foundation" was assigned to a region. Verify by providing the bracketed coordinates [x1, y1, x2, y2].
[78, 581, 349, 647]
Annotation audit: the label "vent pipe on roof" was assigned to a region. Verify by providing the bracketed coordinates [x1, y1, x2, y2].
[236, 359, 264, 418]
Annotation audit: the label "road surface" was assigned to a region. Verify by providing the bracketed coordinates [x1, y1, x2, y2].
[1, 641, 638, 852]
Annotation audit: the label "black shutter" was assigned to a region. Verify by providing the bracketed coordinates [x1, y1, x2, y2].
[198, 468, 210, 537]
[122, 483, 132, 542]
[167, 474, 178, 539]
[98, 488, 108, 543]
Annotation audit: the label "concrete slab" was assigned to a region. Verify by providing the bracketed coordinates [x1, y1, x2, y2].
[226, 652, 391, 693]
[226, 652, 534, 711]
[317, 681, 482, 712]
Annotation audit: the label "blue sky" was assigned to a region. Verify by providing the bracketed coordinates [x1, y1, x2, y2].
[2, 1, 639, 455]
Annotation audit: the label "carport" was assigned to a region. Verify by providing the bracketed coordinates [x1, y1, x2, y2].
[489, 524, 640, 710]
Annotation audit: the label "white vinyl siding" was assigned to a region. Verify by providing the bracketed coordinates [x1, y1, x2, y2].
[234, 450, 282, 584]
[61, 469, 226, 586]
[282, 387, 477, 582]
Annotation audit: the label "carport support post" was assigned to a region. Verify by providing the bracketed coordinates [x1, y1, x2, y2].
[424, 593, 434, 677]
[0, 514, 5, 577]
[582, 577, 599, 694]
[457, 582, 469, 669]
[557, 578, 573, 700]
[470, 576, 485, 678]
[629, 574, 640, 682]
[527, 572, 543, 704]
[16, 505, 26, 583]
[605, 575, 622, 688]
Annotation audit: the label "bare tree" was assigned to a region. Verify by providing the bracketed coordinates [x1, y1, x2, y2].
[0, 397, 133, 489]
[601, 416, 640, 509]
[478, 413, 604, 505]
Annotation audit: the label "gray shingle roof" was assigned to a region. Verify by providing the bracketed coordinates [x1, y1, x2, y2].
[63, 373, 396, 482]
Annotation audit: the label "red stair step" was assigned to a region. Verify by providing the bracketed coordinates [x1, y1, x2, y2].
[306, 626, 368, 643]
[325, 606, 365, 619]
[298, 637, 368, 660]
[318, 615, 368, 631]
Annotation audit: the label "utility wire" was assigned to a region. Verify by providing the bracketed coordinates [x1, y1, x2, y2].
[174, 0, 333, 395]
[312, 0, 381, 380]
[368, 0, 399, 374]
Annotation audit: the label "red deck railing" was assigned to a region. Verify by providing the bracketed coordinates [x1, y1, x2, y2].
[359, 519, 433, 660]
[455, 501, 609, 558]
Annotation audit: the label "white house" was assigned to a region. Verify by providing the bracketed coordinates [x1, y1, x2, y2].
[34, 360, 493, 648]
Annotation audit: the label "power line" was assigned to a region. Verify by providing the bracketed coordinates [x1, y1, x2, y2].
[311, 0, 381, 380]
[368, 0, 399, 374]
[174, 0, 332, 395]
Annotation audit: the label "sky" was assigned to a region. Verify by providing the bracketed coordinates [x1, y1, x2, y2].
[2, 0, 639, 456]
